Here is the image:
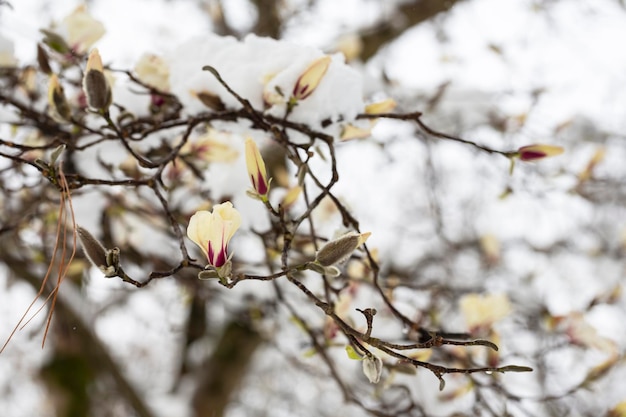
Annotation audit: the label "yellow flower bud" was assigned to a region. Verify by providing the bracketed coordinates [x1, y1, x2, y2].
[292, 56, 331, 101]
[245, 138, 270, 198]
[517, 144, 564, 161]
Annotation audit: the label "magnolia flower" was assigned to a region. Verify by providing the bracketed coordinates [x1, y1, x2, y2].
[61, 5, 105, 54]
[459, 293, 512, 333]
[562, 312, 617, 353]
[180, 130, 239, 165]
[187, 202, 241, 269]
[292, 56, 331, 101]
[334, 34, 363, 62]
[134, 53, 170, 91]
[245, 138, 270, 199]
[83, 49, 112, 111]
[517, 144, 564, 161]
[479, 233, 500, 265]
[315, 231, 371, 267]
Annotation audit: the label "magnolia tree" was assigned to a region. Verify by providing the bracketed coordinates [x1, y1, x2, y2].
[1, 2, 625, 417]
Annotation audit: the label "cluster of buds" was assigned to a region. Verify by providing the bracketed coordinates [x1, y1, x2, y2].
[184, 55, 371, 282]
[46, 48, 114, 121]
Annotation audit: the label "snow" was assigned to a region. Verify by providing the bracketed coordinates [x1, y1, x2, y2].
[1, 0, 626, 416]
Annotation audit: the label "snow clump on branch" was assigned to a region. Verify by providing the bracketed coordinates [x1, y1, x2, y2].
[166, 34, 365, 135]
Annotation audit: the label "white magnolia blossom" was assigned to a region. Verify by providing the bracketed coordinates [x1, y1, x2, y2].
[459, 293, 512, 332]
[187, 202, 242, 268]
[61, 5, 105, 53]
[134, 53, 170, 91]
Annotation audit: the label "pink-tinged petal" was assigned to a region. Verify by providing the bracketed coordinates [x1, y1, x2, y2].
[254, 172, 268, 195]
[519, 150, 546, 161]
[207, 240, 216, 265]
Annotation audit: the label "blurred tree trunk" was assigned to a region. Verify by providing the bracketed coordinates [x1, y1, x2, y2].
[359, 0, 463, 61]
[2, 244, 156, 417]
[251, 0, 282, 39]
[192, 320, 262, 417]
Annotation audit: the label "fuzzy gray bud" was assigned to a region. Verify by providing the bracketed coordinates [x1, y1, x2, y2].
[77, 226, 108, 270]
[77, 226, 118, 277]
[315, 231, 371, 267]
[83, 49, 112, 111]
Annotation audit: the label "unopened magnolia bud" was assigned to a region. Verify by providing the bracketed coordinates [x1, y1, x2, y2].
[362, 354, 382, 384]
[77, 226, 120, 277]
[37, 44, 52, 75]
[315, 231, 371, 267]
[83, 48, 112, 111]
[77, 226, 108, 270]
[292, 56, 331, 101]
[48, 74, 71, 121]
[517, 144, 564, 161]
[191, 90, 225, 111]
[40, 29, 71, 54]
[245, 138, 270, 198]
